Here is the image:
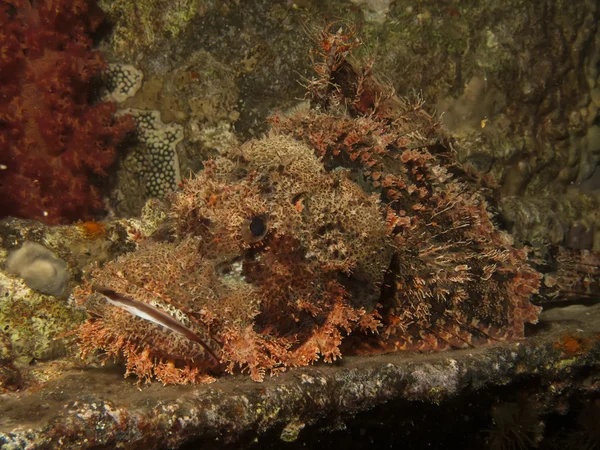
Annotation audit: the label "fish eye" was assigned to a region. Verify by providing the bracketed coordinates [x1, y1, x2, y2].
[249, 216, 266, 237]
[242, 215, 269, 243]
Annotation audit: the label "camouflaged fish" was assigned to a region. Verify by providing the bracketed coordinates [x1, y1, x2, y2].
[76, 27, 541, 384]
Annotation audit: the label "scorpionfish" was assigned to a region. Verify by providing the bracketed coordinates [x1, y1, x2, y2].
[76, 26, 542, 384]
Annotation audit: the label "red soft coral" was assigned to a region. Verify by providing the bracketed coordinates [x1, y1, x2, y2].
[0, 0, 133, 224]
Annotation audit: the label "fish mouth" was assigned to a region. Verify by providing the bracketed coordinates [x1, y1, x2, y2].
[92, 285, 221, 365]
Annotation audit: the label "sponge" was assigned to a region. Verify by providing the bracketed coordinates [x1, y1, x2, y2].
[5, 242, 69, 296]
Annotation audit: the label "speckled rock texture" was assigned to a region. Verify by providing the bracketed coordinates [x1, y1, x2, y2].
[0, 304, 598, 449]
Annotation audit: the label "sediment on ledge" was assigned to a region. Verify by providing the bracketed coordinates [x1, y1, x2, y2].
[0, 304, 598, 449]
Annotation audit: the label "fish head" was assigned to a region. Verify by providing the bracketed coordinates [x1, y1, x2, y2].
[77, 135, 394, 383]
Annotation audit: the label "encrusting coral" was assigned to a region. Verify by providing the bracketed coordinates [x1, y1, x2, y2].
[76, 25, 542, 384]
[0, 0, 134, 225]
[102, 64, 144, 104]
[119, 108, 183, 199]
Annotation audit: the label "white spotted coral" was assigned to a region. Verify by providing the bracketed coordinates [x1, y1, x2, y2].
[122, 108, 183, 198]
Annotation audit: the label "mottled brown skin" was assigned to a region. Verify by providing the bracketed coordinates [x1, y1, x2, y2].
[77, 26, 542, 384]
[272, 25, 541, 353]
[78, 135, 391, 384]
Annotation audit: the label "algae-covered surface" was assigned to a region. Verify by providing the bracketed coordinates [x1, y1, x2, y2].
[0, 305, 598, 449]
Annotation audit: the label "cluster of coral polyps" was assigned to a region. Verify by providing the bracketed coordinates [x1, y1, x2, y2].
[0, 0, 134, 225]
[76, 26, 542, 384]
